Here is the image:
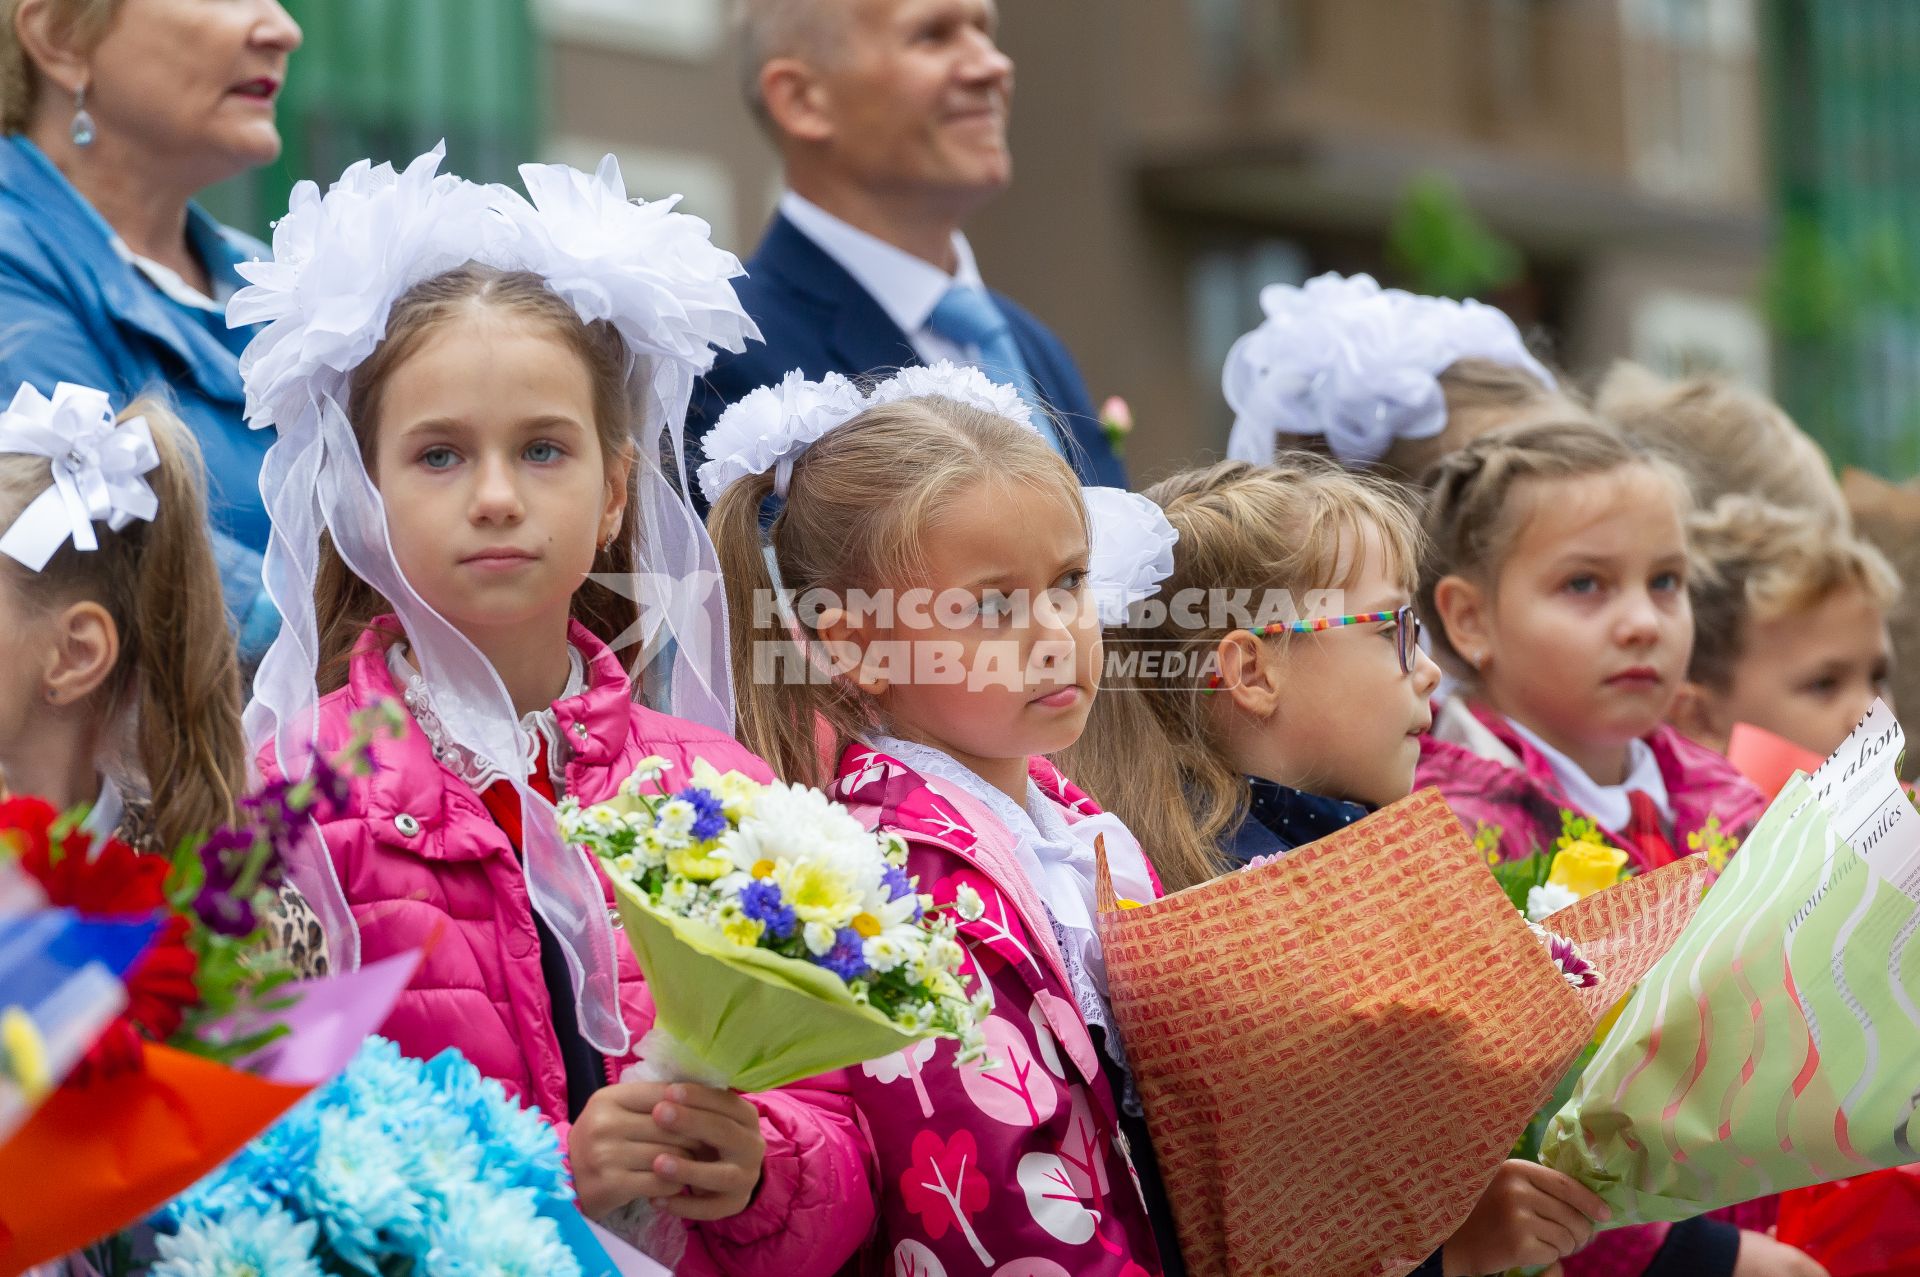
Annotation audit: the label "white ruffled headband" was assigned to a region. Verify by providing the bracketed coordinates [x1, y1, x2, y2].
[1222, 272, 1554, 467]
[233, 144, 756, 1057]
[699, 361, 1176, 624]
[0, 381, 159, 572]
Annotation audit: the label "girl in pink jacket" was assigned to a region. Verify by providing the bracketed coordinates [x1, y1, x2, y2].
[702, 365, 1174, 1275]
[241, 149, 871, 1275]
[1411, 420, 1812, 1277]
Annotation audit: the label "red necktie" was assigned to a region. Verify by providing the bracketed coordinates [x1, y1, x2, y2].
[479, 740, 557, 854]
[1625, 790, 1677, 870]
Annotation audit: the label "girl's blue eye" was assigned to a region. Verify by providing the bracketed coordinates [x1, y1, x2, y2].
[1564, 574, 1600, 595]
[1058, 569, 1088, 592]
[525, 440, 562, 464]
[1651, 571, 1683, 593]
[420, 446, 458, 471]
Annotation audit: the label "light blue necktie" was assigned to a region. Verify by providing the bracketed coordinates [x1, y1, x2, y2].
[925, 285, 1064, 454]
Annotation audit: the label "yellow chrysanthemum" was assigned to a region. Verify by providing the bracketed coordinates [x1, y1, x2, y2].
[851, 912, 882, 938]
[721, 914, 767, 948]
[773, 861, 861, 927]
[667, 846, 734, 882]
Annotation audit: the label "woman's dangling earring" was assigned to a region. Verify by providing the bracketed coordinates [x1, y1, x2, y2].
[70, 84, 96, 148]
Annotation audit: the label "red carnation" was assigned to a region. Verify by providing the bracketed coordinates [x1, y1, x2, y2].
[6, 796, 200, 1081]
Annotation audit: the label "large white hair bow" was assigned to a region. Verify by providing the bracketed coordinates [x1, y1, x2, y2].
[697, 360, 1032, 505]
[0, 382, 159, 571]
[1084, 487, 1177, 625]
[1221, 272, 1554, 467]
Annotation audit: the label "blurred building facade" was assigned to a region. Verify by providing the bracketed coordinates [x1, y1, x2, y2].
[222, 0, 1920, 482]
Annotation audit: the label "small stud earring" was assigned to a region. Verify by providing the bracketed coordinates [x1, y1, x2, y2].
[70, 84, 96, 148]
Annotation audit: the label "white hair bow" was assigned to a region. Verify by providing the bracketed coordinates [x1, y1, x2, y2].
[0, 382, 159, 571]
[697, 360, 1034, 504]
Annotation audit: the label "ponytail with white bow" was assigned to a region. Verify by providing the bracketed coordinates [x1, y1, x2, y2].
[703, 362, 1176, 788]
[0, 382, 245, 851]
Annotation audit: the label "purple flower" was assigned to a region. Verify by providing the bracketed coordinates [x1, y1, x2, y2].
[739, 879, 796, 941]
[817, 927, 869, 981]
[880, 866, 924, 922]
[191, 827, 267, 936]
[193, 884, 259, 937]
[674, 787, 728, 843]
[1548, 932, 1600, 990]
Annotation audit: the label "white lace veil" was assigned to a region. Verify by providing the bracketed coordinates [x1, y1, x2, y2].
[232, 146, 757, 1055]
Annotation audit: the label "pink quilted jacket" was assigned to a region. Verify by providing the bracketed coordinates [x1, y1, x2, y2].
[258, 619, 876, 1277]
[828, 742, 1165, 1277]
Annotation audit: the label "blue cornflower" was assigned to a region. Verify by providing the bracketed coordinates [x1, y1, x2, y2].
[673, 786, 728, 843]
[819, 927, 870, 981]
[152, 1205, 323, 1277]
[739, 878, 798, 940]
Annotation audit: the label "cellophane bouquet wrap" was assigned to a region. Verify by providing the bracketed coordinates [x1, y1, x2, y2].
[0, 709, 416, 1272]
[1542, 701, 1920, 1224]
[1093, 788, 1707, 1277]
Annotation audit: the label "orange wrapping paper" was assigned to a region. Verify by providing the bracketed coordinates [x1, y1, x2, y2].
[1095, 789, 1707, 1277]
[0, 1044, 312, 1274]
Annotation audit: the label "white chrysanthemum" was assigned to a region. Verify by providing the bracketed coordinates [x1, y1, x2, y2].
[655, 799, 697, 845]
[1526, 881, 1581, 923]
[803, 920, 838, 956]
[952, 883, 987, 923]
[862, 934, 911, 974]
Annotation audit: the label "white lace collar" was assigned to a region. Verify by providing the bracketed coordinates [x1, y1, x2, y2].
[387, 641, 586, 792]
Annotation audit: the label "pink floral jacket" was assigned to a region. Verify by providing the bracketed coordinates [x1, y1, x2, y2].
[828, 742, 1166, 1277]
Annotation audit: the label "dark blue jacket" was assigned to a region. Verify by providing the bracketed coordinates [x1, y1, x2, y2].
[0, 136, 276, 660]
[688, 211, 1125, 494]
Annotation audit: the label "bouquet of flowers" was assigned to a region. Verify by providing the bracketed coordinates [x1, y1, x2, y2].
[148, 1037, 625, 1277]
[0, 706, 417, 1271]
[561, 756, 989, 1088]
[1542, 700, 1920, 1225]
[1090, 788, 1707, 1277]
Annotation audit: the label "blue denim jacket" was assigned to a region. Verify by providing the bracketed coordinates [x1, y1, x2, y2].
[0, 136, 276, 661]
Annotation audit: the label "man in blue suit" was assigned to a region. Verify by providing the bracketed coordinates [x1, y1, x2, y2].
[690, 0, 1125, 492]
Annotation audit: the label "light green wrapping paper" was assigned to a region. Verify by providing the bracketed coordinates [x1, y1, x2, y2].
[1541, 701, 1920, 1225]
[611, 875, 934, 1093]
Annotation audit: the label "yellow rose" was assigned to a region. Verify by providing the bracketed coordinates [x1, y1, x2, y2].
[1547, 840, 1630, 900]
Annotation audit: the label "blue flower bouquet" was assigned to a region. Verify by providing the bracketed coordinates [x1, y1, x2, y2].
[151, 1037, 596, 1276]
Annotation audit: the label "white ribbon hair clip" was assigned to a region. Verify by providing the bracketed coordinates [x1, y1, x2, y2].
[696, 359, 1032, 505]
[1221, 272, 1554, 467]
[0, 381, 159, 572]
[1084, 487, 1178, 626]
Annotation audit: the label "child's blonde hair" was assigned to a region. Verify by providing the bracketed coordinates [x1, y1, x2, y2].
[0, 0, 116, 134]
[1057, 458, 1423, 894]
[1687, 494, 1900, 690]
[313, 264, 642, 688]
[707, 396, 1081, 789]
[1596, 362, 1848, 526]
[0, 399, 243, 848]
[1268, 358, 1582, 484]
[1417, 419, 1691, 678]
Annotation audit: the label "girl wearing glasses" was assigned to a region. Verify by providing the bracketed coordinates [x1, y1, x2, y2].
[1060, 456, 1612, 1277]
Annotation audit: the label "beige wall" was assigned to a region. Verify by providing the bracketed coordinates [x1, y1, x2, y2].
[544, 0, 1771, 481]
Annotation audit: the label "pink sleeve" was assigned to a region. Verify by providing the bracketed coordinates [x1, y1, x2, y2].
[680, 1068, 877, 1277]
[1561, 1223, 1672, 1277]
